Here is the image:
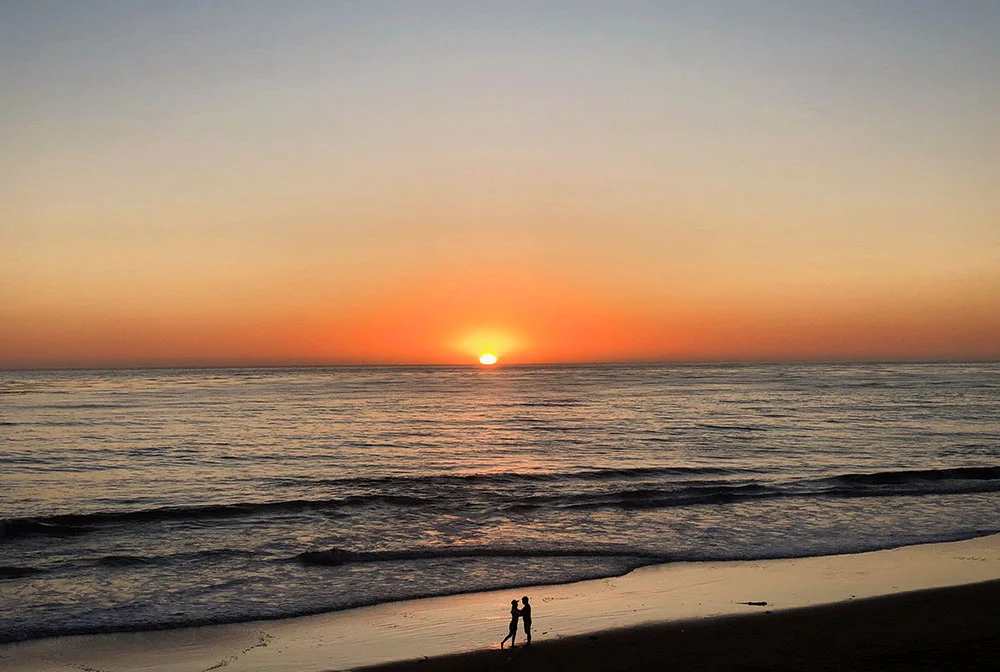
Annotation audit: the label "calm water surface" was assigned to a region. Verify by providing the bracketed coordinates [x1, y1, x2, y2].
[1, 363, 999, 642]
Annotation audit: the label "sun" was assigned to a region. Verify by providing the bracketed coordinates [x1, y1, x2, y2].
[479, 353, 498, 366]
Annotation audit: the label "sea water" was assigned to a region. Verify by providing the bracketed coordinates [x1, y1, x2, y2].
[2, 363, 999, 642]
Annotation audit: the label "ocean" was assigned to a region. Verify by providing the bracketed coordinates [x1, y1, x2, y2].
[2, 363, 999, 643]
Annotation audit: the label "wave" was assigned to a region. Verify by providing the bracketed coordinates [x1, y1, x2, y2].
[829, 466, 1000, 486]
[695, 423, 769, 432]
[0, 466, 748, 539]
[5, 466, 998, 540]
[297, 545, 665, 567]
[0, 519, 96, 539]
[0, 566, 47, 580]
[0, 494, 427, 540]
[557, 467, 1000, 510]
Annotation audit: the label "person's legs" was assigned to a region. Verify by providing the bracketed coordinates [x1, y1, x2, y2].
[525, 622, 531, 645]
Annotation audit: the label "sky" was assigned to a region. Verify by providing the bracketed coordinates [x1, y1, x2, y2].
[2, 1, 999, 367]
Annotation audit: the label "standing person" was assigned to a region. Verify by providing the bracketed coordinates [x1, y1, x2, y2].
[521, 596, 532, 645]
[500, 599, 520, 649]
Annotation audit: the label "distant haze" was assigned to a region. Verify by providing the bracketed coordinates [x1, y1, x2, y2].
[2, 1, 998, 367]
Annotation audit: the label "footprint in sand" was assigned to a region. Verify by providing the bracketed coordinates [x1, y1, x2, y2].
[203, 631, 275, 671]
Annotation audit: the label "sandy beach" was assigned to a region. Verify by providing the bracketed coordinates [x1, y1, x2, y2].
[364, 579, 1000, 672]
[3, 533, 1000, 671]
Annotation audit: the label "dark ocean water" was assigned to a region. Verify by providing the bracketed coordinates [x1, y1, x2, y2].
[2, 363, 999, 643]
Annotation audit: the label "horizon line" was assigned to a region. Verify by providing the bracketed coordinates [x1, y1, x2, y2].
[2, 357, 998, 373]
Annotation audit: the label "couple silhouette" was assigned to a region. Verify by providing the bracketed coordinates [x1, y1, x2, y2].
[500, 596, 532, 648]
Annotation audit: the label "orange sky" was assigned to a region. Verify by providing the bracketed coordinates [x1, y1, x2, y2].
[2, 3, 999, 368]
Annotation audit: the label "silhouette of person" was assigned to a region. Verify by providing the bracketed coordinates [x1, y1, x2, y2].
[521, 596, 532, 645]
[500, 599, 520, 648]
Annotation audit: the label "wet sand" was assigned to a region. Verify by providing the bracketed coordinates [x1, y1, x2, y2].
[362, 580, 1000, 672]
[3, 534, 999, 671]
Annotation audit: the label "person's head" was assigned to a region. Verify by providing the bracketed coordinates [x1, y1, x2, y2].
[511, 600, 518, 606]
[521, 596, 529, 605]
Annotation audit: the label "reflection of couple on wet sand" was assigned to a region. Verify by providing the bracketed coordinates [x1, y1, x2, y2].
[500, 596, 531, 648]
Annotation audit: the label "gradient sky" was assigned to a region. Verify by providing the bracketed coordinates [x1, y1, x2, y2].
[2, 1, 999, 367]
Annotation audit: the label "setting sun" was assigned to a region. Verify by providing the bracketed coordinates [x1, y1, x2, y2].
[479, 353, 498, 366]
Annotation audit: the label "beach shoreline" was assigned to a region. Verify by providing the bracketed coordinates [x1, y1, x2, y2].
[3, 533, 1000, 671]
